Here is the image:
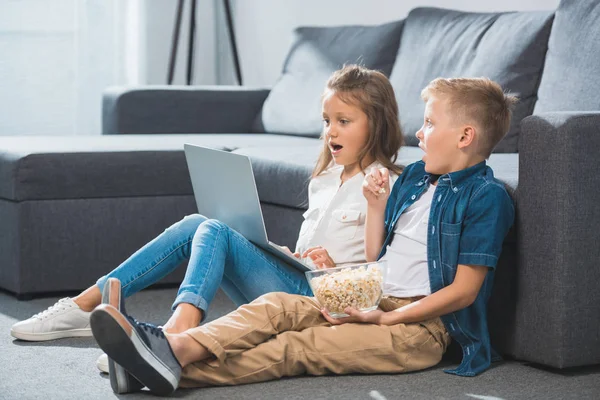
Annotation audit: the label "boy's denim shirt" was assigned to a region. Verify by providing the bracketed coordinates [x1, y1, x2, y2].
[378, 160, 515, 377]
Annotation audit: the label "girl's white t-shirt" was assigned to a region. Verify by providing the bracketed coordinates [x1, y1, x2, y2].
[295, 162, 398, 268]
[380, 183, 436, 297]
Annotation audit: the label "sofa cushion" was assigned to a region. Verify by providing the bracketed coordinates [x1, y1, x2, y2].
[234, 145, 518, 209]
[389, 7, 554, 153]
[257, 20, 404, 137]
[534, 0, 600, 113]
[0, 134, 319, 201]
[233, 146, 320, 209]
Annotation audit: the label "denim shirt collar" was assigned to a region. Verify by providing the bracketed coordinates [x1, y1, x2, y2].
[415, 160, 488, 191]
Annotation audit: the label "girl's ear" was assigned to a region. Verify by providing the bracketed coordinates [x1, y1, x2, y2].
[458, 125, 476, 149]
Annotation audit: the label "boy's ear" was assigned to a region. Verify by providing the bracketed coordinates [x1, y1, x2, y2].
[458, 125, 476, 149]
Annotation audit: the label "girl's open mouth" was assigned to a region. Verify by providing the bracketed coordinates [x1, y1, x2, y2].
[330, 143, 343, 155]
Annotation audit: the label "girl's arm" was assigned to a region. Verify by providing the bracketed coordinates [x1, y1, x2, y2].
[363, 168, 390, 261]
[365, 206, 386, 262]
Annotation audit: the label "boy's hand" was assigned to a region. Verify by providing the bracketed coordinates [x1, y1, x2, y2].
[321, 307, 390, 325]
[280, 245, 301, 258]
[362, 167, 390, 210]
[302, 246, 335, 269]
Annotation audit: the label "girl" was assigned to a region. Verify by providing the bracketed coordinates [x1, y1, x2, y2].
[11, 65, 404, 390]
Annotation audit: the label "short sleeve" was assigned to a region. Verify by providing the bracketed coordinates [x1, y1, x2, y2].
[457, 183, 515, 269]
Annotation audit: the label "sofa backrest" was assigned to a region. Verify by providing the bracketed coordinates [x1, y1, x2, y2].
[534, 0, 600, 114]
[255, 20, 404, 137]
[389, 7, 555, 153]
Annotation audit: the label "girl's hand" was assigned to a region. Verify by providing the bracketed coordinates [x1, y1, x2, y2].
[362, 167, 390, 209]
[321, 307, 389, 325]
[280, 246, 301, 258]
[302, 246, 335, 269]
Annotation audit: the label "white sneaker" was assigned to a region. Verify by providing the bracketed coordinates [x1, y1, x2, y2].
[10, 297, 92, 341]
[97, 353, 109, 374]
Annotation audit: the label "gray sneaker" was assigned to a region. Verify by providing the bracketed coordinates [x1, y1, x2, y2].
[90, 304, 182, 396]
[100, 278, 144, 394]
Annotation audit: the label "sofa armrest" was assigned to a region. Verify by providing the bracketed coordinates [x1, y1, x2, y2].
[515, 112, 600, 368]
[102, 85, 270, 135]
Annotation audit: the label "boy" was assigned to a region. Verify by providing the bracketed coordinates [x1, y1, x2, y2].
[360, 77, 516, 376]
[89, 77, 516, 395]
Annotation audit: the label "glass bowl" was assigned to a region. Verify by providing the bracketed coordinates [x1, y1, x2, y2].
[305, 261, 387, 318]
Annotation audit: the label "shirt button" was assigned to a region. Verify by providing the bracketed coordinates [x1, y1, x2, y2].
[411, 195, 416, 200]
[453, 187, 458, 193]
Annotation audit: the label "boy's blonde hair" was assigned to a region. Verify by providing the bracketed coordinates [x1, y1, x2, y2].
[313, 65, 404, 178]
[421, 78, 518, 157]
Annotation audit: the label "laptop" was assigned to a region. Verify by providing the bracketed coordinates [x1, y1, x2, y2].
[183, 144, 311, 272]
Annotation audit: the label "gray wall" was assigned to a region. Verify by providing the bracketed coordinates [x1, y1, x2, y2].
[219, 0, 560, 86]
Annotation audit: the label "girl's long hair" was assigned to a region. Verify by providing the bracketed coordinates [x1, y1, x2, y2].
[312, 65, 404, 178]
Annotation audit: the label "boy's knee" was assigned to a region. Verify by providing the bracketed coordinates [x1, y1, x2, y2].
[255, 292, 288, 305]
[255, 292, 300, 308]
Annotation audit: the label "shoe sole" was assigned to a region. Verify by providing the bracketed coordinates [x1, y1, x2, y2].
[10, 328, 92, 341]
[91, 304, 178, 396]
[102, 278, 143, 394]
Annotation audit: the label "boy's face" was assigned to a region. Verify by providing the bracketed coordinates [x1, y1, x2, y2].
[322, 90, 371, 175]
[415, 95, 464, 175]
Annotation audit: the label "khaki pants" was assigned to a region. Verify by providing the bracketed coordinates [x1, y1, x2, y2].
[180, 292, 450, 388]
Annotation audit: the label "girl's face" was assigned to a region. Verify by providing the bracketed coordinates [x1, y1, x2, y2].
[321, 90, 371, 175]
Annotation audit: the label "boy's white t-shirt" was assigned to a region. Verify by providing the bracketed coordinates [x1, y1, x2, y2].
[295, 162, 398, 268]
[380, 184, 435, 297]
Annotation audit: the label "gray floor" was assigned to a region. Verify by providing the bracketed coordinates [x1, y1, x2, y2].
[1, 288, 599, 400]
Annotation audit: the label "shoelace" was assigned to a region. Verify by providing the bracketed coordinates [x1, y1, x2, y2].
[127, 315, 165, 339]
[32, 298, 72, 320]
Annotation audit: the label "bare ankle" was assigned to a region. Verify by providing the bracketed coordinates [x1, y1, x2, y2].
[73, 285, 102, 312]
[163, 303, 203, 333]
[166, 333, 187, 366]
[166, 333, 209, 367]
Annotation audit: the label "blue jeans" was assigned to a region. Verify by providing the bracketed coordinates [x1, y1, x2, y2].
[96, 214, 312, 321]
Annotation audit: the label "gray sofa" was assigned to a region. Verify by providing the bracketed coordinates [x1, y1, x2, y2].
[1, 0, 599, 371]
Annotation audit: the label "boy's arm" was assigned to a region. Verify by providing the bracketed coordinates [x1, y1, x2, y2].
[322, 264, 488, 326]
[382, 264, 487, 325]
[386, 183, 514, 324]
[325, 182, 514, 326]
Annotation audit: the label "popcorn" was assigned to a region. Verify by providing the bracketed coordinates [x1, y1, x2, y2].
[309, 264, 384, 317]
[378, 187, 386, 194]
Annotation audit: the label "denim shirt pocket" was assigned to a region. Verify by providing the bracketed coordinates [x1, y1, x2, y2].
[440, 221, 462, 270]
